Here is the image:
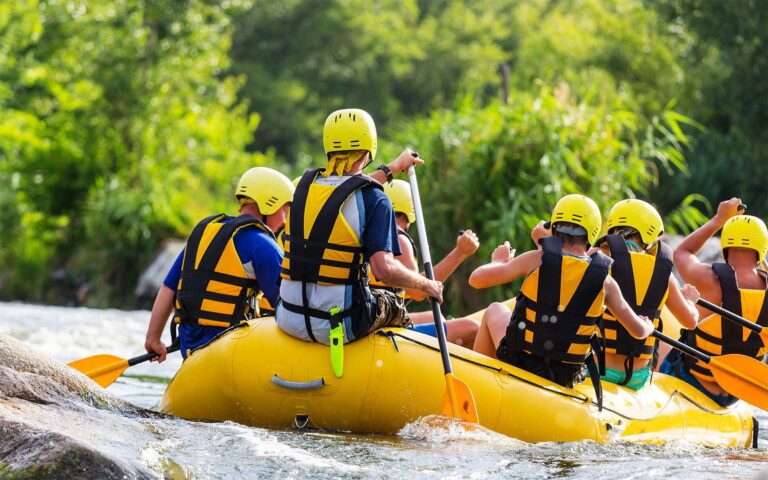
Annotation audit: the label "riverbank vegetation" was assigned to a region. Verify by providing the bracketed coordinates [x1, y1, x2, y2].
[1, 0, 765, 309]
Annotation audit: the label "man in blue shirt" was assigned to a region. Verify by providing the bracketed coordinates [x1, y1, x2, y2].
[277, 108, 443, 349]
[144, 167, 294, 361]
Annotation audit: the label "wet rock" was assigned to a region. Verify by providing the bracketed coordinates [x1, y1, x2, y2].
[135, 240, 185, 304]
[0, 419, 155, 480]
[663, 234, 723, 282]
[0, 335, 160, 479]
[663, 234, 723, 264]
[0, 335, 131, 412]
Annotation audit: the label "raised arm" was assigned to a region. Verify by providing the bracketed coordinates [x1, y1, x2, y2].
[673, 198, 743, 290]
[469, 245, 541, 289]
[368, 148, 423, 184]
[431, 230, 479, 282]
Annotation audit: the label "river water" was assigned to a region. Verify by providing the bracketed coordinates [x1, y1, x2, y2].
[1, 302, 767, 479]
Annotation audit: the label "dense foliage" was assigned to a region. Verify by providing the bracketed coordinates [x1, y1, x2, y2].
[385, 87, 690, 312]
[0, 0, 764, 309]
[0, 0, 277, 305]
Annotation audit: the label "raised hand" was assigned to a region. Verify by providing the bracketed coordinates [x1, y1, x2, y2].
[715, 198, 744, 224]
[491, 241, 516, 263]
[681, 284, 700, 304]
[388, 148, 424, 175]
[456, 229, 480, 257]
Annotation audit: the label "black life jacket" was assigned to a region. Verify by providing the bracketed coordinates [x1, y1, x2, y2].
[504, 236, 612, 365]
[602, 235, 673, 384]
[173, 213, 274, 328]
[684, 262, 768, 382]
[279, 168, 382, 341]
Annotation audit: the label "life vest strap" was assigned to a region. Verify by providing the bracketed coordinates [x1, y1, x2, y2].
[606, 234, 637, 304]
[584, 349, 603, 411]
[568, 251, 612, 315]
[180, 270, 258, 289]
[686, 263, 768, 376]
[397, 227, 417, 254]
[283, 251, 363, 269]
[174, 213, 269, 328]
[508, 239, 610, 365]
[283, 234, 364, 253]
[286, 169, 380, 284]
[280, 298, 354, 321]
[603, 236, 670, 361]
[281, 270, 365, 286]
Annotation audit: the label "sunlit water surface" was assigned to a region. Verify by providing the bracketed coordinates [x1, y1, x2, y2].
[1, 302, 766, 479]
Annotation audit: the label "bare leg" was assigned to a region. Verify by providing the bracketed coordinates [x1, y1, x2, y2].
[409, 311, 434, 325]
[445, 317, 479, 349]
[472, 302, 512, 358]
[410, 311, 479, 348]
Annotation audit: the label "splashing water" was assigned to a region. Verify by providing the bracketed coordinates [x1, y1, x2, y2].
[1, 302, 767, 479]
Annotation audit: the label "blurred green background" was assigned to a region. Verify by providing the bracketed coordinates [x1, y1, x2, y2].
[1, 0, 765, 312]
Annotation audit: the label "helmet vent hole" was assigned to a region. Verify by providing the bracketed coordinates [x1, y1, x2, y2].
[265, 196, 278, 207]
[618, 216, 627, 222]
[554, 213, 564, 220]
[571, 214, 583, 221]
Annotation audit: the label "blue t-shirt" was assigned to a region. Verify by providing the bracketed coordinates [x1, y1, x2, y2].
[359, 185, 402, 259]
[164, 217, 283, 357]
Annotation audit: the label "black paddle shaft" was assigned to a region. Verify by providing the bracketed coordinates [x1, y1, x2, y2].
[128, 343, 181, 366]
[407, 165, 454, 377]
[697, 298, 763, 334]
[423, 261, 453, 374]
[652, 330, 711, 364]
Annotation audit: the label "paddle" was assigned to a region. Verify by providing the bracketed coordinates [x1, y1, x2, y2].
[697, 298, 768, 347]
[653, 330, 768, 410]
[68, 343, 180, 388]
[407, 165, 479, 422]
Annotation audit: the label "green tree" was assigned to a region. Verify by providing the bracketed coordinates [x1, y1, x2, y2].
[649, 0, 768, 218]
[230, 0, 510, 161]
[0, 0, 276, 305]
[385, 85, 690, 313]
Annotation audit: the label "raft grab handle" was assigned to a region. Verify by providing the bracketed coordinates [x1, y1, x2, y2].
[272, 374, 325, 390]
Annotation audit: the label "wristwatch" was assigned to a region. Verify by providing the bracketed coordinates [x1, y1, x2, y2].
[376, 164, 394, 184]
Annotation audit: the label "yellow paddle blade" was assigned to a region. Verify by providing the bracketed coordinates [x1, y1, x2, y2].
[441, 373, 479, 423]
[709, 354, 768, 411]
[68, 354, 129, 388]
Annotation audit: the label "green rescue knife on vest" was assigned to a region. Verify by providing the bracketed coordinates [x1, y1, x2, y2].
[329, 306, 344, 378]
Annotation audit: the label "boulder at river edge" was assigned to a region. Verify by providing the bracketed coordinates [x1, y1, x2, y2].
[0, 335, 156, 479]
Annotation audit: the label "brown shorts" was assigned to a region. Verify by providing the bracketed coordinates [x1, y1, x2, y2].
[367, 288, 410, 332]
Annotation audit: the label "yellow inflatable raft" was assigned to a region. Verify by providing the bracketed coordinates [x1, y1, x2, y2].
[159, 315, 756, 447]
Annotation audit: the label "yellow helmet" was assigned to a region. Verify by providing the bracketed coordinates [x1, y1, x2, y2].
[383, 179, 415, 224]
[235, 167, 294, 215]
[550, 194, 602, 246]
[292, 176, 301, 188]
[323, 108, 377, 161]
[721, 215, 768, 263]
[606, 199, 664, 246]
